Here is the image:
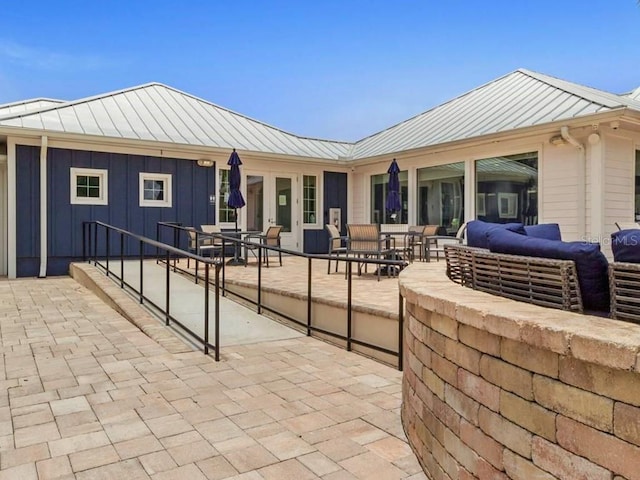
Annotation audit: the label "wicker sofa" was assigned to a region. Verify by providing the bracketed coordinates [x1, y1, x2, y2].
[444, 244, 583, 313]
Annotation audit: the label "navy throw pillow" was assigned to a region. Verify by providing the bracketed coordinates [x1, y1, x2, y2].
[524, 223, 562, 241]
[486, 228, 609, 312]
[466, 220, 526, 249]
[611, 229, 640, 263]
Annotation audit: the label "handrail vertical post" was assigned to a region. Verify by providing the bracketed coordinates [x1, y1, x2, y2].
[155, 223, 160, 263]
[82, 222, 87, 261]
[139, 240, 144, 304]
[106, 228, 110, 277]
[398, 292, 404, 371]
[93, 222, 98, 266]
[204, 262, 210, 355]
[165, 250, 170, 325]
[215, 262, 220, 361]
[120, 232, 124, 289]
[347, 260, 352, 351]
[221, 237, 226, 297]
[173, 224, 178, 271]
[306, 257, 312, 336]
[194, 231, 199, 285]
[257, 245, 262, 314]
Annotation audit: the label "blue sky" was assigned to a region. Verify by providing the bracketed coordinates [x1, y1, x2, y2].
[1, 1, 639, 141]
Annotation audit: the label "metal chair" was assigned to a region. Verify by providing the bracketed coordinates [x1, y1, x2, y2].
[186, 227, 221, 269]
[346, 223, 396, 280]
[424, 222, 467, 261]
[245, 225, 283, 267]
[326, 224, 348, 273]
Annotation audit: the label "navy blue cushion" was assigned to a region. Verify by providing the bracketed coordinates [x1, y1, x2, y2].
[611, 229, 640, 263]
[466, 220, 526, 249]
[486, 228, 609, 312]
[524, 223, 562, 241]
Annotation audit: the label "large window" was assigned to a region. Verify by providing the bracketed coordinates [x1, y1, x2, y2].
[475, 152, 538, 224]
[70, 167, 108, 205]
[139, 172, 172, 207]
[636, 150, 640, 221]
[218, 169, 235, 223]
[303, 175, 317, 224]
[371, 170, 408, 224]
[416, 162, 465, 234]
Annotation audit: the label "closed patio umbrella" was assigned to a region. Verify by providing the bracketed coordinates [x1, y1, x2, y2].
[386, 158, 401, 222]
[227, 149, 246, 265]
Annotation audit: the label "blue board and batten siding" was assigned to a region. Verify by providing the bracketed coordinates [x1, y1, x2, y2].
[302, 171, 347, 254]
[16, 145, 216, 277]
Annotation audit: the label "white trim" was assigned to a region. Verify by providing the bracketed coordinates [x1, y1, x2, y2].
[70, 167, 108, 205]
[301, 174, 319, 227]
[139, 172, 172, 208]
[39, 136, 48, 278]
[7, 138, 16, 278]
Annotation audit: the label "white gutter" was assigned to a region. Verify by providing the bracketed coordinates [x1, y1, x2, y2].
[39, 136, 48, 278]
[560, 126, 586, 238]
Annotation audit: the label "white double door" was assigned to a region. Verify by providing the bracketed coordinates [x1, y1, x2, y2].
[244, 171, 299, 251]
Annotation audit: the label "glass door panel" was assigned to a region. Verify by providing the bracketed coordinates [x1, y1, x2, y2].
[275, 177, 292, 232]
[246, 175, 264, 232]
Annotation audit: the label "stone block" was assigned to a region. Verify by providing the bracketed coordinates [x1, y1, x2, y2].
[430, 312, 458, 340]
[459, 418, 503, 470]
[501, 338, 559, 378]
[532, 436, 611, 480]
[500, 390, 556, 441]
[458, 324, 501, 357]
[614, 403, 640, 447]
[432, 353, 458, 387]
[444, 338, 481, 375]
[457, 369, 500, 412]
[444, 384, 480, 425]
[479, 407, 532, 459]
[533, 374, 613, 432]
[480, 355, 533, 400]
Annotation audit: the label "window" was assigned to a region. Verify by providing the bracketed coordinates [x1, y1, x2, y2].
[475, 151, 538, 224]
[303, 175, 317, 224]
[139, 172, 172, 207]
[635, 150, 640, 221]
[218, 169, 235, 223]
[70, 167, 108, 205]
[416, 162, 465, 234]
[371, 170, 408, 224]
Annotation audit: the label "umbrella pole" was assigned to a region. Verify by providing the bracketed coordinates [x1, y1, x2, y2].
[226, 208, 245, 265]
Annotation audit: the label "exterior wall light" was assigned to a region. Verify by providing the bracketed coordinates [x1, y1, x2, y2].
[197, 159, 214, 167]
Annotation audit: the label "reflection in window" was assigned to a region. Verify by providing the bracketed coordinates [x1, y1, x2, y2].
[475, 152, 538, 225]
[371, 171, 408, 224]
[219, 169, 235, 223]
[416, 163, 465, 234]
[636, 150, 640, 221]
[303, 175, 317, 224]
[139, 172, 172, 207]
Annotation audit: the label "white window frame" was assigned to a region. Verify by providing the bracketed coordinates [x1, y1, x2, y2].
[70, 167, 108, 205]
[139, 172, 172, 208]
[302, 174, 318, 226]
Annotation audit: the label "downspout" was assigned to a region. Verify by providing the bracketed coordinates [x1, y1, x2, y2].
[39, 136, 48, 278]
[560, 126, 586, 239]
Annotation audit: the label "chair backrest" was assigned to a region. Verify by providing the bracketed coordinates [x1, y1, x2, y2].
[186, 228, 197, 249]
[456, 222, 468, 241]
[201, 224, 222, 245]
[326, 224, 342, 251]
[347, 224, 382, 252]
[264, 225, 283, 246]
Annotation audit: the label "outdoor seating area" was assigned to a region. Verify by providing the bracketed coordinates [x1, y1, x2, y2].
[443, 219, 640, 322]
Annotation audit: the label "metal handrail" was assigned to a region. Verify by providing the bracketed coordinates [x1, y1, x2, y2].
[157, 221, 407, 370]
[82, 221, 222, 361]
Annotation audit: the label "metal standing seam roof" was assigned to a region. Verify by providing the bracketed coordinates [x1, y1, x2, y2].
[0, 98, 65, 118]
[0, 84, 352, 160]
[0, 69, 639, 162]
[349, 69, 640, 159]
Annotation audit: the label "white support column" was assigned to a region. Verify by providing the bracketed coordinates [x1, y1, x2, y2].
[7, 138, 16, 278]
[588, 133, 604, 242]
[464, 158, 475, 223]
[39, 136, 48, 277]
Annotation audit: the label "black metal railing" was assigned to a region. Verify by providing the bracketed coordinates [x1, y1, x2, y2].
[82, 221, 222, 361]
[157, 222, 407, 370]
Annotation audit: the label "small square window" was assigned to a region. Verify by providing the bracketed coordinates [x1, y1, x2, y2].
[140, 172, 172, 207]
[70, 168, 108, 205]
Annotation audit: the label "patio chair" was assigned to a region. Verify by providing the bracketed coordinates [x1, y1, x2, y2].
[404, 225, 442, 262]
[346, 223, 396, 280]
[425, 222, 467, 261]
[326, 224, 348, 273]
[201, 224, 224, 254]
[186, 227, 221, 268]
[245, 225, 283, 267]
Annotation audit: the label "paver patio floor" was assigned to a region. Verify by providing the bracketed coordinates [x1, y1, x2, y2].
[0, 276, 427, 479]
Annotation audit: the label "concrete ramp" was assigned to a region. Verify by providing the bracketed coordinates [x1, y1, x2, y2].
[99, 260, 302, 346]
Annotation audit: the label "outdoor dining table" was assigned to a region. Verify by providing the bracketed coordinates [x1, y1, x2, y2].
[226, 230, 261, 266]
